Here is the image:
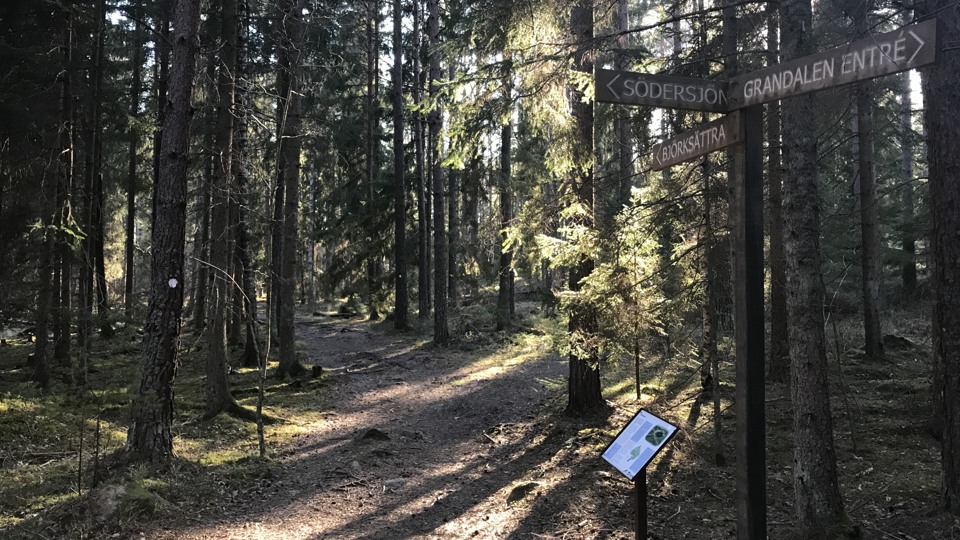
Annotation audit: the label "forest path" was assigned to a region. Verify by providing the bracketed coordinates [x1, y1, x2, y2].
[159, 313, 573, 539]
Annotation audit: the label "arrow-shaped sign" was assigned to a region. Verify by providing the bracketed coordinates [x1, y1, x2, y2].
[650, 112, 742, 170]
[729, 18, 939, 109]
[906, 28, 926, 64]
[605, 72, 622, 100]
[595, 69, 730, 113]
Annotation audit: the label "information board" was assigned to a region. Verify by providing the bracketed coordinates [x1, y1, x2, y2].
[602, 409, 678, 480]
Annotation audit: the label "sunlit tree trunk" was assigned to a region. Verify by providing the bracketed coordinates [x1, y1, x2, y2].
[565, 0, 604, 416]
[276, 0, 306, 378]
[392, 0, 409, 329]
[127, 0, 202, 463]
[496, 58, 513, 332]
[427, 0, 448, 344]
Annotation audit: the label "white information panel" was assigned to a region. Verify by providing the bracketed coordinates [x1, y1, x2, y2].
[602, 409, 678, 480]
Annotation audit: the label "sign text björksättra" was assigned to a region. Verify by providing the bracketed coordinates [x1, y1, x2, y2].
[650, 112, 741, 170]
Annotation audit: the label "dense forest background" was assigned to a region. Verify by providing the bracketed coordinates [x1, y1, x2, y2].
[0, 0, 958, 538]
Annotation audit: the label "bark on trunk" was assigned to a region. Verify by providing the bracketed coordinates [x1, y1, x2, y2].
[448, 165, 459, 309]
[918, 0, 960, 513]
[204, 0, 241, 418]
[365, 0, 381, 321]
[54, 10, 74, 366]
[853, 90, 884, 362]
[126, 0, 201, 463]
[565, 1, 604, 416]
[125, 0, 144, 316]
[496, 81, 513, 331]
[781, 0, 856, 534]
[766, 3, 789, 382]
[427, 0, 448, 345]
[414, 0, 429, 320]
[234, 0, 255, 367]
[852, 1, 884, 362]
[392, 0, 409, 329]
[276, 0, 306, 379]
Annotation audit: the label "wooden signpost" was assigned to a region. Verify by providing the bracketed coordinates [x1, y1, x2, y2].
[597, 16, 939, 540]
[729, 19, 939, 108]
[595, 68, 730, 112]
[650, 111, 741, 170]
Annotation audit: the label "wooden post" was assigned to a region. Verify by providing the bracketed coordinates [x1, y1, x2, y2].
[734, 104, 766, 538]
[636, 467, 647, 540]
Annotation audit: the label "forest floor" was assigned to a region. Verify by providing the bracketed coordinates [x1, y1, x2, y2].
[2, 301, 960, 539]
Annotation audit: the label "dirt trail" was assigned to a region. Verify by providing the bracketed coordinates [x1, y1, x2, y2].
[158, 315, 571, 539]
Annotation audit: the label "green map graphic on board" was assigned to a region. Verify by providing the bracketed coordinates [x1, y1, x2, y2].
[645, 425, 668, 447]
[629, 446, 644, 460]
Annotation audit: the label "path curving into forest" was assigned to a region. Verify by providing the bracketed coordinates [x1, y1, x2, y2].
[153, 314, 573, 539]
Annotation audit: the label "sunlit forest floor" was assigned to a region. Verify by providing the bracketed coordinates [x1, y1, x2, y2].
[1, 300, 959, 538]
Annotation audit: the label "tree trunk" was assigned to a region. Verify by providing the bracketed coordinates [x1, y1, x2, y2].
[781, 0, 856, 534]
[766, 3, 789, 382]
[615, 0, 632, 207]
[54, 9, 74, 366]
[702, 162, 723, 465]
[918, 0, 960, 513]
[496, 67, 513, 331]
[126, 0, 202, 463]
[899, 62, 916, 297]
[269, 157, 284, 334]
[228, 195, 244, 346]
[125, 0, 144, 316]
[366, 0, 381, 321]
[392, 0, 408, 330]
[565, 1, 604, 416]
[235, 0, 258, 366]
[204, 0, 242, 419]
[33, 8, 70, 388]
[852, 93, 884, 362]
[35, 186, 56, 391]
[276, 0, 306, 379]
[852, 1, 884, 362]
[427, 0, 448, 345]
[152, 0, 171, 217]
[448, 163, 460, 309]
[414, 0, 429, 320]
[190, 148, 212, 330]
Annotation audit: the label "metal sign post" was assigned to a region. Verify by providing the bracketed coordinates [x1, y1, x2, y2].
[601, 409, 679, 539]
[636, 467, 647, 540]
